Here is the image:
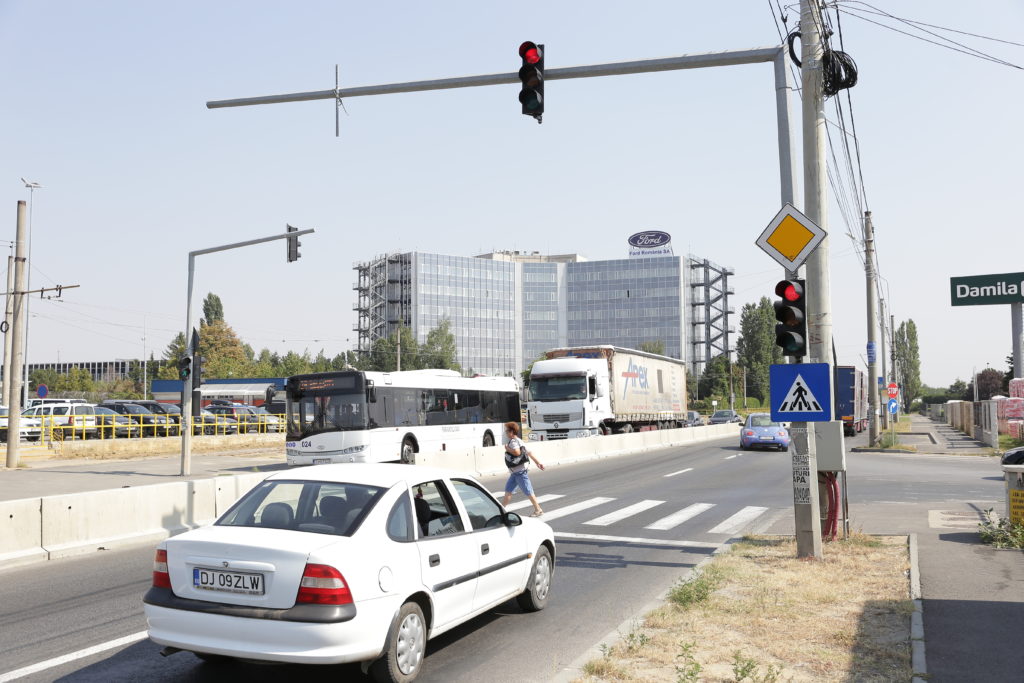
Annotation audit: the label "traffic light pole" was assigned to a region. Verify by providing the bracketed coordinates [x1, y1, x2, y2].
[179, 228, 314, 476]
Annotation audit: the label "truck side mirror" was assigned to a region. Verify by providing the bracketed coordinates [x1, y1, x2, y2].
[589, 376, 598, 398]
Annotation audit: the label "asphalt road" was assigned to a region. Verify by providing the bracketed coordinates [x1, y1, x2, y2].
[0, 433, 1007, 682]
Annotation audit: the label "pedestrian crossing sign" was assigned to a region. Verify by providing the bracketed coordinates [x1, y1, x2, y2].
[769, 363, 831, 422]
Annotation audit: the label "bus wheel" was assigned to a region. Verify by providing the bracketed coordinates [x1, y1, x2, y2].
[400, 438, 416, 464]
[482, 432, 494, 448]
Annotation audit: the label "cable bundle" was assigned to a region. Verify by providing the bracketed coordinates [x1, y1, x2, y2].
[823, 49, 858, 97]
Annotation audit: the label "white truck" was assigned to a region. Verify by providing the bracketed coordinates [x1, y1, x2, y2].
[525, 345, 688, 441]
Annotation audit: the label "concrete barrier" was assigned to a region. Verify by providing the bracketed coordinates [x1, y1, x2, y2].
[0, 498, 45, 570]
[1, 425, 738, 571]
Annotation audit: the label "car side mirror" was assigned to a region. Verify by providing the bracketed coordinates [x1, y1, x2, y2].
[504, 511, 523, 527]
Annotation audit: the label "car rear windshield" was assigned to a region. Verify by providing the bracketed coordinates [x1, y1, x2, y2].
[218, 480, 386, 537]
[750, 416, 780, 427]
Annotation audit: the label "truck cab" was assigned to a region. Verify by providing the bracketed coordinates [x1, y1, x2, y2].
[526, 358, 610, 440]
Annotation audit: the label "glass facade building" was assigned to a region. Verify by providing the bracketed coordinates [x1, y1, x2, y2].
[355, 251, 688, 377]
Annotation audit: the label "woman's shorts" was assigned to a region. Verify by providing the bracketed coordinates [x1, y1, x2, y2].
[504, 470, 534, 496]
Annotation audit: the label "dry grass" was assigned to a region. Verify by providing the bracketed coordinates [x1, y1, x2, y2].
[576, 534, 912, 682]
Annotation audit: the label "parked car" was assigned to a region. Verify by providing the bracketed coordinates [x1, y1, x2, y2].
[740, 413, 790, 451]
[684, 410, 705, 427]
[207, 403, 265, 433]
[21, 402, 99, 440]
[708, 409, 742, 425]
[144, 463, 555, 680]
[0, 406, 42, 442]
[24, 397, 88, 409]
[124, 400, 182, 426]
[94, 406, 141, 439]
[250, 405, 283, 433]
[194, 409, 238, 436]
[99, 400, 176, 437]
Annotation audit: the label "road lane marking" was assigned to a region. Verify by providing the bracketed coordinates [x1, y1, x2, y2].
[644, 503, 715, 531]
[555, 531, 718, 549]
[707, 506, 769, 535]
[664, 468, 694, 477]
[503, 494, 565, 511]
[0, 631, 148, 682]
[583, 500, 664, 526]
[542, 497, 615, 521]
[724, 454, 743, 460]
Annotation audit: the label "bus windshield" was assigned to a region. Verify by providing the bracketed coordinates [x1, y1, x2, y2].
[287, 372, 369, 439]
[528, 375, 587, 402]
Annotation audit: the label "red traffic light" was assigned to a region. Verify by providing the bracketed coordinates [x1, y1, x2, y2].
[775, 279, 803, 302]
[519, 41, 542, 64]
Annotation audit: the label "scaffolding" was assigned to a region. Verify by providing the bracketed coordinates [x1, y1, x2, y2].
[353, 253, 412, 354]
[687, 256, 734, 378]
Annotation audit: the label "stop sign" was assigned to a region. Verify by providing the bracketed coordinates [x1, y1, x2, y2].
[887, 382, 898, 399]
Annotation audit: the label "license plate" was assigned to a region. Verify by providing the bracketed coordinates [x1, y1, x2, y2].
[313, 457, 331, 464]
[759, 436, 774, 440]
[193, 567, 264, 595]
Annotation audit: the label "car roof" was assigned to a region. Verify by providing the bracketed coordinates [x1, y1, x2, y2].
[264, 463, 466, 488]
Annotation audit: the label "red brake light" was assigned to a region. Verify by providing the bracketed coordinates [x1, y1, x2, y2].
[744, 430, 754, 436]
[296, 563, 352, 605]
[153, 549, 171, 588]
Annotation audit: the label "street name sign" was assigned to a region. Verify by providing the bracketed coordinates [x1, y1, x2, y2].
[769, 363, 832, 422]
[756, 203, 827, 272]
[950, 271, 1024, 306]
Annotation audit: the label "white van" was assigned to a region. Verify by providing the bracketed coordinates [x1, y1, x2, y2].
[24, 397, 88, 409]
[22, 402, 98, 440]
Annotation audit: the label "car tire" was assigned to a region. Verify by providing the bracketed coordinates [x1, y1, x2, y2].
[516, 544, 552, 612]
[370, 601, 426, 683]
[400, 438, 416, 464]
[740, 442, 748, 450]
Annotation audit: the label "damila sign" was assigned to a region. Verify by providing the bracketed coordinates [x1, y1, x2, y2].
[950, 271, 1024, 306]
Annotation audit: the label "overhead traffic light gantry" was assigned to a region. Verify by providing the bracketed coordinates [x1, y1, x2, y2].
[774, 279, 807, 359]
[518, 41, 544, 122]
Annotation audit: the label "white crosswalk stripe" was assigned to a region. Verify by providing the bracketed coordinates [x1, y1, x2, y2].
[584, 500, 665, 526]
[707, 506, 769, 535]
[503, 494, 565, 512]
[541, 497, 615, 521]
[644, 503, 716, 531]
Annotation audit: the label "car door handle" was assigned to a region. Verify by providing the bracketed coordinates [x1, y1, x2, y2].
[481, 543, 489, 555]
[429, 554, 440, 567]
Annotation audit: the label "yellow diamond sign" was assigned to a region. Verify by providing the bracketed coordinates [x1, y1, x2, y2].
[756, 203, 826, 271]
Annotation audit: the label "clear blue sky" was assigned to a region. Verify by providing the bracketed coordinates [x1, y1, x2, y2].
[1, 1, 1021, 388]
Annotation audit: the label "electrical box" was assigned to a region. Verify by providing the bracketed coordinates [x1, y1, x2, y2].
[814, 420, 846, 472]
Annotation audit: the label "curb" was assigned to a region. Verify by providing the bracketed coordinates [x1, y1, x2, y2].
[909, 532, 928, 682]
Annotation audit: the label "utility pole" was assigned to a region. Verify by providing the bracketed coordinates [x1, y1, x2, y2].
[864, 211, 880, 444]
[396, 326, 401, 372]
[5, 202, 28, 469]
[2, 250, 14, 403]
[793, 0, 827, 560]
[879, 296, 889, 430]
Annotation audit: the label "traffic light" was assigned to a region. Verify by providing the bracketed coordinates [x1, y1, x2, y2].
[286, 224, 301, 263]
[774, 279, 807, 358]
[518, 41, 544, 121]
[177, 356, 192, 381]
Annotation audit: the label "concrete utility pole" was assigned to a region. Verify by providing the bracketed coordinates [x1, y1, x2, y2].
[2, 251, 14, 402]
[792, 0, 828, 560]
[1012, 303, 1022, 379]
[864, 211, 880, 444]
[6, 202, 28, 469]
[878, 296, 889, 429]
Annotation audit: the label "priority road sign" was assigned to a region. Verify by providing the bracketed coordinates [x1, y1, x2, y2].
[887, 382, 898, 399]
[756, 203, 827, 272]
[769, 363, 832, 422]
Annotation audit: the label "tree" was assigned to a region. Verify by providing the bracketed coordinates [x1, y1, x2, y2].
[968, 368, 1004, 401]
[638, 340, 665, 356]
[735, 298, 782, 402]
[364, 325, 419, 372]
[698, 354, 731, 401]
[421, 319, 461, 372]
[894, 319, 921, 411]
[199, 319, 253, 379]
[202, 293, 224, 325]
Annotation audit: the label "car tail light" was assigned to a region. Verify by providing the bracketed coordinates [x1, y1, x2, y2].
[778, 431, 787, 436]
[744, 430, 754, 436]
[296, 563, 352, 605]
[153, 549, 171, 588]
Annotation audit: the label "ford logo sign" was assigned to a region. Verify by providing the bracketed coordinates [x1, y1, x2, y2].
[628, 231, 671, 248]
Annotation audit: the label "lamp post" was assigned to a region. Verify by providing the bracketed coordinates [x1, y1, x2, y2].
[19, 178, 41, 408]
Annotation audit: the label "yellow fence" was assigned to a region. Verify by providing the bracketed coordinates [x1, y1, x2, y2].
[9, 413, 286, 443]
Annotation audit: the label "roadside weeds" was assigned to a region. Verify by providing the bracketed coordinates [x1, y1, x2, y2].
[574, 534, 912, 682]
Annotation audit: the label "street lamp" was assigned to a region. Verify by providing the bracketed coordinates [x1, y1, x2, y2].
[19, 178, 41, 407]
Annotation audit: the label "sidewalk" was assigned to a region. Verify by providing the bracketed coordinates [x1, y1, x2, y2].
[853, 413, 993, 455]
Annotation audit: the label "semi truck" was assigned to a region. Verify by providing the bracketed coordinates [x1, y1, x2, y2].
[835, 365, 868, 436]
[525, 345, 688, 441]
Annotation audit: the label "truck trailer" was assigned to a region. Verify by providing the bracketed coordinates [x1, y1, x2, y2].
[834, 365, 868, 436]
[525, 345, 688, 441]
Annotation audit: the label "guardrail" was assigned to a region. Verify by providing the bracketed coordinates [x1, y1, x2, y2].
[0, 424, 738, 571]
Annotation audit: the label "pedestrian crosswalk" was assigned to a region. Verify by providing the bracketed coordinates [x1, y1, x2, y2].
[495, 491, 772, 537]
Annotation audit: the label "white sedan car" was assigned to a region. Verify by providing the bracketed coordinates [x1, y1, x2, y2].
[144, 463, 555, 682]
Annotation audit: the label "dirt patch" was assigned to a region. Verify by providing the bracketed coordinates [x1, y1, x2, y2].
[575, 534, 912, 682]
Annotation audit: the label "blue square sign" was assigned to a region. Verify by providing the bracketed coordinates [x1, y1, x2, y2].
[769, 363, 832, 422]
